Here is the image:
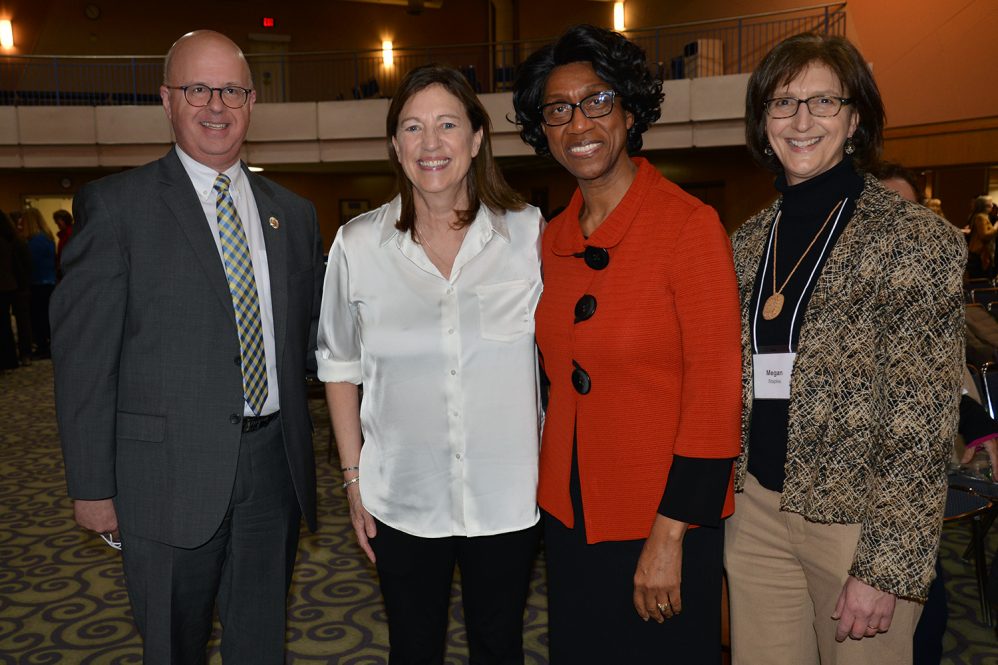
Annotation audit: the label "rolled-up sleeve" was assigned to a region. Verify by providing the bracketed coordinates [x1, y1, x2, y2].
[316, 229, 362, 384]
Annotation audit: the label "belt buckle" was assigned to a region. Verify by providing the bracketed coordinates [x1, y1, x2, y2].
[242, 412, 276, 433]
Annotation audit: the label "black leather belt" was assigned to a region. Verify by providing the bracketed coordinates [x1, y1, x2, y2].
[242, 411, 280, 433]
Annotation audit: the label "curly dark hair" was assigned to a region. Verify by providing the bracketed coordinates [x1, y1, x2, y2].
[512, 24, 662, 156]
[745, 32, 885, 174]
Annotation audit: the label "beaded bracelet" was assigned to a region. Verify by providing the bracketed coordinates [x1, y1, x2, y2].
[341, 466, 360, 473]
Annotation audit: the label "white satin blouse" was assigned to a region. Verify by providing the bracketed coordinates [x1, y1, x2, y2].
[316, 196, 543, 538]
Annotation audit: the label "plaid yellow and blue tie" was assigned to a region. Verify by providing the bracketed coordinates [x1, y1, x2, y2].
[214, 173, 268, 414]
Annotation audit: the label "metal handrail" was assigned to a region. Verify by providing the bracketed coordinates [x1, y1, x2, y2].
[0, 3, 846, 106]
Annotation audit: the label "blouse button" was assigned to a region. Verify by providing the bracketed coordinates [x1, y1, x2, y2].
[571, 361, 591, 395]
[574, 295, 597, 323]
[583, 246, 610, 270]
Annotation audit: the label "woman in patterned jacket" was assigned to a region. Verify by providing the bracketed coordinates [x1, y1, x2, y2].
[725, 32, 965, 665]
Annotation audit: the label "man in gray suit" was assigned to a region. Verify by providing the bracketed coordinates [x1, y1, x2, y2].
[51, 30, 322, 663]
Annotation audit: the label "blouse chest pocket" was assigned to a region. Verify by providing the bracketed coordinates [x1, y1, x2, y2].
[476, 279, 533, 342]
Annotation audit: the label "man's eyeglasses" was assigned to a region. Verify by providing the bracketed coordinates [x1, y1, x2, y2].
[164, 84, 253, 109]
[763, 95, 854, 119]
[539, 90, 618, 127]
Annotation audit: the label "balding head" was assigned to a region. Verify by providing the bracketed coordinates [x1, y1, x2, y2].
[160, 30, 256, 172]
[164, 30, 252, 87]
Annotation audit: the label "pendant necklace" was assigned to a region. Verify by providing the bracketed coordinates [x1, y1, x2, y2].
[762, 198, 844, 321]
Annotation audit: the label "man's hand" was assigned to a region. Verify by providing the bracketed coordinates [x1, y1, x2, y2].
[74, 498, 118, 536]
[832, 576, 896, 641]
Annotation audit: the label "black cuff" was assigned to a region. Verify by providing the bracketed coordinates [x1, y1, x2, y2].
[960, 394, 998, 443]
[658, 455, 735, 527]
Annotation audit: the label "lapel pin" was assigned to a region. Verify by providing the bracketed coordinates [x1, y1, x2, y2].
[269, 216, 280, 230]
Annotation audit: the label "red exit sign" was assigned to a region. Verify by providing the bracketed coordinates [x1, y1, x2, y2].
[261, 17, 275, 28]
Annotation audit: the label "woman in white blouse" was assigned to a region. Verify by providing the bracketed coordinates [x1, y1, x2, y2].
[316, 64, 544, 665]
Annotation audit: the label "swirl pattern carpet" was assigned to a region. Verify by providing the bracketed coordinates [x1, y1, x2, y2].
[1, 360, 994, 663]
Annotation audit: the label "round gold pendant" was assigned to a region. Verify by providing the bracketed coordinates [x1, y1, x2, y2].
[762, 293, 785, 320]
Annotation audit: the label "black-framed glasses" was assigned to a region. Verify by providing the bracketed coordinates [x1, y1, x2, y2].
[763, 95, 853, 119]
[539, 90, 617, 126]
[164, 84, 253, 109]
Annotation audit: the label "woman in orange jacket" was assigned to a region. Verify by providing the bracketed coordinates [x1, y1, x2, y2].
[513, 24, 742, 663]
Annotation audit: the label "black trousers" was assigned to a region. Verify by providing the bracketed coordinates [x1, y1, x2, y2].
[370, 518, 540, 665]
[11, 289, 31, 359]
[0, 291, 17, 368]
[29, 283, 53, 355]
[120, 415, 300, 665]
[912, 558, 947, 665]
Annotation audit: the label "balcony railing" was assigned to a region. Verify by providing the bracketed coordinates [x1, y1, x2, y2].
[0, 3, 845, 106]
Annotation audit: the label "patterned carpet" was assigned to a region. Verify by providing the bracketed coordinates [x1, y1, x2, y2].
[0, 360, 995, 664]
[0, 360, 548, 664]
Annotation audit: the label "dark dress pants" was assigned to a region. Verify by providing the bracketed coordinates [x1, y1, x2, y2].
[0, 291, 17, 368]
[29, 283, 53, 355]
[370, 517, 540, 665]
[120, 415, 300, 665]
[912, 558, 947, 665]
[12, 289, 31, 360]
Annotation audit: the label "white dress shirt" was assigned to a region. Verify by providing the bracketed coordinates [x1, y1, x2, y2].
[317, 196, 543, 538]
[176, 146, 279, 416]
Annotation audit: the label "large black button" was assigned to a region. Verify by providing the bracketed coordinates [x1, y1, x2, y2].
[229, 414, 242, 425]
[583, 246, 610, 270]
[571, 360, 591, 395]
[574, 294, 597, 323]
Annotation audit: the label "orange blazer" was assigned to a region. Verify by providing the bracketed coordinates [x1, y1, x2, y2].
[536, 158, 742, 543]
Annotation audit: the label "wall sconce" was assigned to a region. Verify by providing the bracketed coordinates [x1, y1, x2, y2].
[613, 2, 625, 32]
[382, 40, 394, 67]
[0, 20, 13, 49]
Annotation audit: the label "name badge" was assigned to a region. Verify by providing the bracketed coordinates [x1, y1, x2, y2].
[753, 352, 796, 400]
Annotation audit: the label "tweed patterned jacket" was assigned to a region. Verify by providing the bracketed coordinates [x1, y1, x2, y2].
[730, 174, 966, 601]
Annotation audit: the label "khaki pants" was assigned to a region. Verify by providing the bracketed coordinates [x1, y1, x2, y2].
[725, 474, 922, 665]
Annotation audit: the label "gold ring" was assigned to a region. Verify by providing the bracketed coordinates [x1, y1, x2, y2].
[657, 602, 670, 613]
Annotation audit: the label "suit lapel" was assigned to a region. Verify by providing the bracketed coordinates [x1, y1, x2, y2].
[158, 151, 236, 324]
[246, 169, 289, 379]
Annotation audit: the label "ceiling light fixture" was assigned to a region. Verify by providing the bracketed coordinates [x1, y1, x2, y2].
[0, 20, 14, 49]
[613, 2, 625, 31]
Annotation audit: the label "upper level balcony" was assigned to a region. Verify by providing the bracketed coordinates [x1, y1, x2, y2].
[0, 3, 846, 169]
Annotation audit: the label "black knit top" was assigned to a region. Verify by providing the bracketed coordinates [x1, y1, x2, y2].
[748, 157, 865, 492]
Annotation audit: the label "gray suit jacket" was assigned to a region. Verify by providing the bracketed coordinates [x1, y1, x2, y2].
[52, 149, 322, 548]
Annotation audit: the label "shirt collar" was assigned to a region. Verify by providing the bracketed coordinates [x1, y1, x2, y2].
[378, 195, 511, 247]
[550, 156, 653, 256]
[175, 145, 245, 204]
